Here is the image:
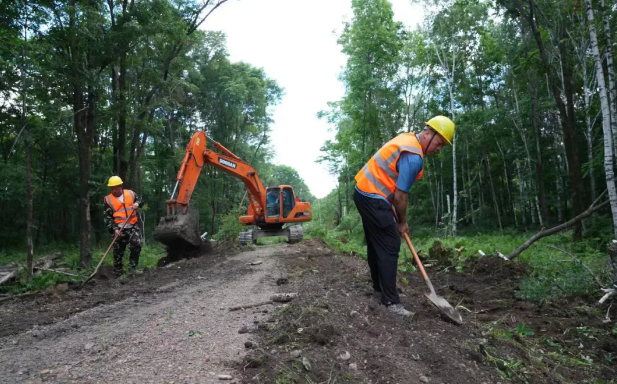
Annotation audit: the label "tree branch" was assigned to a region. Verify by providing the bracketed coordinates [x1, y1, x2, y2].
[508, 190, 609, 260]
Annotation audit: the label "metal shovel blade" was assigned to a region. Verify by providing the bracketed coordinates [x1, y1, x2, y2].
[402, 232, 463, 325]
[424, 280, 463, 325]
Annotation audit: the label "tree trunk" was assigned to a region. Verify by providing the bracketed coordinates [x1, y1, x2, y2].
[345, 155, 350, 216]
[556, 173, 564, 223]
[466, 140, 475, 225]
[461, 153, 469, 224]
[450, 113, 457, 235]
[600, 0, 617, 146]
[527, 69, 549, 224]
[497, 142, 516, 227]
[608, 242, 617, 284]
[21, 6, 33, 280]
[117, 54, 128, 182]
[582, 56, 597, 201]
[336, 184, 342, 225]
[484, 151, 502, 231]
[585, 0, 617, 239]
[26, 139, 34, 280]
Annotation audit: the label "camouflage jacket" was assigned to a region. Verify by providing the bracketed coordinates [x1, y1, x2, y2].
[103, 190, 143, 234]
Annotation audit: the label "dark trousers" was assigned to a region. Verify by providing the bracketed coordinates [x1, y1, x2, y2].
[113, 226, 142, 273]
[353, 189, 401, 305]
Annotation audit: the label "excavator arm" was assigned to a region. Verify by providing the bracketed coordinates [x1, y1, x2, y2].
[155, 131, 268, 247]
[169, 131, 266, 221]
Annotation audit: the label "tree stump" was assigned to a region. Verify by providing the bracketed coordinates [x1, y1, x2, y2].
[608, 242, 617, 284]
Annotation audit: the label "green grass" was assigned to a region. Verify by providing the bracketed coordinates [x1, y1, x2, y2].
[0, 242, 167, 294]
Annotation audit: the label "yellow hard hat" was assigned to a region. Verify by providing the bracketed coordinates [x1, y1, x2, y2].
[425, 115, 455, 145]
[107, 176, 123, 187]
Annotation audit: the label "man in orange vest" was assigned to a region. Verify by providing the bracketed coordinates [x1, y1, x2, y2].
[104, 176, 143, 277]
[354, 116, 455, 316]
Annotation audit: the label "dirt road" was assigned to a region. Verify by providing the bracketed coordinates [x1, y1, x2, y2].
[0, 247, 285, 384]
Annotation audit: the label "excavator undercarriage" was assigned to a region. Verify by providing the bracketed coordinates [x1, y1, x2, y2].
[238, 224, 304, 245]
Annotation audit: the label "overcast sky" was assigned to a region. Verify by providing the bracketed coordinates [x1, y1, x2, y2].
[204, 0, 424, 198]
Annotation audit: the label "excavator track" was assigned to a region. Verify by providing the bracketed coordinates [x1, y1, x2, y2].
[238, 229, 256, 245]
[287, 225, 303, 244]
[238, 225, 303, 245]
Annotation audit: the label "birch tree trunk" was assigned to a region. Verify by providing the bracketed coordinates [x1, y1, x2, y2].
[600, 0, 617, 146]
[585, 0, 617, 239]
[450, 93, 457, 235]
[583, 60, 597, 201]
[434, 44, 457, 234]
[461, 153, 469, 223]
[466, 140, 475, 225]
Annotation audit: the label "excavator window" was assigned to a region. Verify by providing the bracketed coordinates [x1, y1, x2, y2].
[266, 187, 280, 218]
[282, 187, 295, 218]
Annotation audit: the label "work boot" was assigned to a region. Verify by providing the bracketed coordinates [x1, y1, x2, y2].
[127, 267, 142, 278]
[386, 303, 414, 317]
[113, 268, 123, 278]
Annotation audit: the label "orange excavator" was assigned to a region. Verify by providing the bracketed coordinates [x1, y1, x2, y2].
[153, 131, 312, 248]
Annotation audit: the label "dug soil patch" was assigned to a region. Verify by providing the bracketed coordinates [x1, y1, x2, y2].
[240, 239, 617, 384]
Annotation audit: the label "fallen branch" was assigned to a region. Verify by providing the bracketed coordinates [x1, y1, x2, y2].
[34, 268, 85, 279]
[0, 290, 41, 303]
[599, 285, 616, 305]
[228, 300, 273, 311]
[0, 269, 20, 286]
[508, 190, 609, 260]
[34, 259, 55, 276]
[540, 245, 604, 288]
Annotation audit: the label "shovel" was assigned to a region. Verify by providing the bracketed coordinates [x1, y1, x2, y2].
[402, 233, 463, 324]
[392, 208, 462, 324]
[83, 215, 133, 285]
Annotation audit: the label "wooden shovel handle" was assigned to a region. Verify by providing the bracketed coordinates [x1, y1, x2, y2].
[402, 232, 429, 282]
[390, 206, 429, 281]
[83, 214, 133, 284]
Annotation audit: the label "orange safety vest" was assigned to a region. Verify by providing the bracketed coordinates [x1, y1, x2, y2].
[355, 133, 424, 202]
[104, 190, 138, 225]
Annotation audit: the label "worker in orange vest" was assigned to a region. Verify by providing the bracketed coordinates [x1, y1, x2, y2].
[354, 116, 455, 316]
[103, 176, 143, 277]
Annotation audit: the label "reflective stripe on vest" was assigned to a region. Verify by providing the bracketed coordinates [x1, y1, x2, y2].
[104, 190, 138, 225]
[355, 133, 424, 202]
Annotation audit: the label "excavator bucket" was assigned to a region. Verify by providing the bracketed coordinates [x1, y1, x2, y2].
[154, 205, 201, 249]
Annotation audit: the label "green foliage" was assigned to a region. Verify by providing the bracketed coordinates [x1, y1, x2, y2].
[0, 242, 165, 294]
[513, 322, 535, 337]
[214, 214, 245, 242]
[188, 329, 204, 337]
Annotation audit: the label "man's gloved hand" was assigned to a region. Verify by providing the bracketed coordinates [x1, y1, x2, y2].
[133, 202, 139, 209]
[397, 222, 409, 236]
[114, 229, 121, 237]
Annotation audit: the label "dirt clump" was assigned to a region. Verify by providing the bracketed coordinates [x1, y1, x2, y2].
[429, 240, 454, 265]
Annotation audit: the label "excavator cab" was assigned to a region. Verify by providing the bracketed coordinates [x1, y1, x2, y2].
[238, 185, 308, 245]
[264, 187, 296, 219]
[265, 187, 280, 218]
